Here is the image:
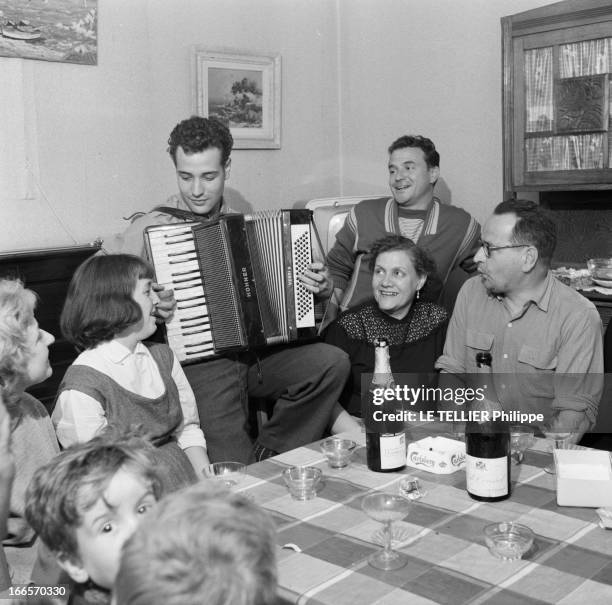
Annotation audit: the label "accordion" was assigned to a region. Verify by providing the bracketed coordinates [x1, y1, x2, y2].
[144, 210, 321, 364]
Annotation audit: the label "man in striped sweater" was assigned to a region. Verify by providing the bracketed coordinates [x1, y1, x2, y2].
[302, 136, 480, 315]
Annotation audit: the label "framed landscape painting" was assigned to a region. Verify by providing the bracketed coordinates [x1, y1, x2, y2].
[193, 49, 281, 149]
[0, 0, 97, 65]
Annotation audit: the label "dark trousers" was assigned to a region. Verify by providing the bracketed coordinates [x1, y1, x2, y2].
[184, 342, 350, 463]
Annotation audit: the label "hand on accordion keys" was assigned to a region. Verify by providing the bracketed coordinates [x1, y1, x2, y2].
[152, 283, 177, 323]
[299, 261, 334, 300]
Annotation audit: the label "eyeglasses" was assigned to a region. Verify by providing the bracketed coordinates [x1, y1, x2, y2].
[478, 239, 529, 258]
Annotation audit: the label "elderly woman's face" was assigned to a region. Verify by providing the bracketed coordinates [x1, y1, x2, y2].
[22, 321, 55, 388]
[372, 250, 426, 320]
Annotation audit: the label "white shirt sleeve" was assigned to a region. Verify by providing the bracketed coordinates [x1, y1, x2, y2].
[52, 390, 108, 448]
[170, 354, 207, 451]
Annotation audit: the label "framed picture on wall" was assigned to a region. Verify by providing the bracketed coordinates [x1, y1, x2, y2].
[0, 0, 97, 64]
[193, 49, 281, 149]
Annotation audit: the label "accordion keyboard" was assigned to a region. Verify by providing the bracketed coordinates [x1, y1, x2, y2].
[145, 211, 319, 364]
[145, 223, 216, 362]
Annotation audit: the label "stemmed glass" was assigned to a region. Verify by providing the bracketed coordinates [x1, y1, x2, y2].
[541, 425, 572, 475]
[510, 426, 535, 465]
[361, 493, 411, 570]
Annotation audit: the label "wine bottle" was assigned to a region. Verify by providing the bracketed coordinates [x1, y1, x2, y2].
[365, 338, 406, 473]
[465, 352, 510, 502]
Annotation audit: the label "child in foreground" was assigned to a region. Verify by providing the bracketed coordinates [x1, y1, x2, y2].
[25, 433, 162, 605]
[52, 254, 209, 491]
[114, 482, 278, 605]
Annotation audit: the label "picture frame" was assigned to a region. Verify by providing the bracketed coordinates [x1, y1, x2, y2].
[0, 0, 97, 65]
[193, 49, 281, 149]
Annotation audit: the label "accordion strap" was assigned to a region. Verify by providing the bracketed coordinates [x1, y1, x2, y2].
[152, 203, 224, 223]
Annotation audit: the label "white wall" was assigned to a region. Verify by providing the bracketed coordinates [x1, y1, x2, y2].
[0, 0, 154, 249]
[144, 0, 341, 214]
[0, 0, 554, 250]
[0, 0, 339, 250]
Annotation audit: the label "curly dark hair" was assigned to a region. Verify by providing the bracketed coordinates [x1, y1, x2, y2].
[388, 135, 440, 169]
[368, 235, 437, 278]
[494, 199, 557, 265]
[61, 254, 155, 350]
[167, 116, 233, 165]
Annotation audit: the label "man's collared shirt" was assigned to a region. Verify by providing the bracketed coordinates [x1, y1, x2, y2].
[436, 273, 603, 425]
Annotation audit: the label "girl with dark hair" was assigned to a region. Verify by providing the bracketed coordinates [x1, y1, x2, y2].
[325, 235, 448, 416]
[52, 254, 209, 492]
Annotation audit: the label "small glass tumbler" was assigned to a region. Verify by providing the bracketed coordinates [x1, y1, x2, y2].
[450, 421, 466, 442]
[484, 522, 534, 561]
[282, 466, 322, 500]
[542, 430, 572, 474]
[203, 461, 246, 488]
[320, 437, 357, 468]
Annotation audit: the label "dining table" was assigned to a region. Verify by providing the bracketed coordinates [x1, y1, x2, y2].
[238, 423, 612, 605]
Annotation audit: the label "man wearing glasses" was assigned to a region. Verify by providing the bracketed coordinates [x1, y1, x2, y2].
[436, 199, 603, 442]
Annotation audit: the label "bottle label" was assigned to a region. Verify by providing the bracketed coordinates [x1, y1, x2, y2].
[466, 454, 508, 498]
[379, 433, 406, 469]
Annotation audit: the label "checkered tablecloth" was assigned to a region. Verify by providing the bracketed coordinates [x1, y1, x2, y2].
[239, 426, 612, 605]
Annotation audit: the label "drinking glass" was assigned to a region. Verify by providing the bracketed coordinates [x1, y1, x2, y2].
[450, 421, 466, 442]
[204, 461, 246, 488]
[361, 493, 411, 570]
[510, 426, 535, 465]
[320, 438, 357, 468]
[282, 466, 322, 500]
[484, 522, 534, 561]
[542, 427, 572, 474]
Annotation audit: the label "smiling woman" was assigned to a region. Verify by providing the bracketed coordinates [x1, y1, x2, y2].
[372, 248, 427, 320]
[324, 235, 448, 416]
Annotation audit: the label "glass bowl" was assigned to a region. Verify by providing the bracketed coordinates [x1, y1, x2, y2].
[203, 461, 246, 488]
[282, 466, 322, 500]
[320, 437, 357, 468]
[484, 522, 534, 561]
[587, 258, 612, 286]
